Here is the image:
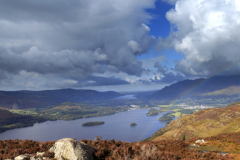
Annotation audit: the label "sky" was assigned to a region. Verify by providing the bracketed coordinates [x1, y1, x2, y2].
[0, 0, 240, 92]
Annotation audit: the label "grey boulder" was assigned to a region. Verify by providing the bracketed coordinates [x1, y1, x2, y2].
[49, 138, 94, 160]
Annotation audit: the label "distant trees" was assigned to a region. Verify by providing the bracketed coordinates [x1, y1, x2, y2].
[0, 115, 47, 133]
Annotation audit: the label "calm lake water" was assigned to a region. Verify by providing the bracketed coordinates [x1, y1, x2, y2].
[114, 94, 137, 100]
[0, 109, 168, 142]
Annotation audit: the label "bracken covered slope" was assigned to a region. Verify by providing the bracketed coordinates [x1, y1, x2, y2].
[149, 103, 240, 141]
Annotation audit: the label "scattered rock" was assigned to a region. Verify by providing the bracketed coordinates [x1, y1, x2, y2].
[195, 139, 208, 146]
[190, 143, 200, 147]
[49, 138, 94, 160]
[36, 152, 45, 157]
[30, 157, 41, 160]
[14, 155, 29, 160]
[195, 139, 206, 144]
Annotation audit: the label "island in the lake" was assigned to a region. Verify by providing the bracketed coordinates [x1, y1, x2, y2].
[130, 123, 137, 127]
[82, 121, 105, 126]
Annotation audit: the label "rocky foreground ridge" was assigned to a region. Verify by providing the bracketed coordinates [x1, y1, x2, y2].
[1, 136, 238, 160]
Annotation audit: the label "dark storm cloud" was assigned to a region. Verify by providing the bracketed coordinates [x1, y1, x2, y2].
[0, 0, 156, 89]
[0, 0, 83, 22]
[0, 47, 105, 77]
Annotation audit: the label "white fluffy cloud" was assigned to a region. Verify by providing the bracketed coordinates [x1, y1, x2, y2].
[0, 0, 156, 90]
[158, 0, 240, 77]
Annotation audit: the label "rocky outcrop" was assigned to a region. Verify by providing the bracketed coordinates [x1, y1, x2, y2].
[49, 138, 94, 160]
[8, 138, 94, 160]
[13, 153, 52, 160]
[11, 152, 52, 160]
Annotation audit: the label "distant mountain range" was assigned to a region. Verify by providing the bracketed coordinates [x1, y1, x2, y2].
[148, 75, 240, 100]
[2, 75, 240, 109]
[0, 89, 122, 109]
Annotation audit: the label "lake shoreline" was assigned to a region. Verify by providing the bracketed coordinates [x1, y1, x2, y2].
[0, 109, 170, 142]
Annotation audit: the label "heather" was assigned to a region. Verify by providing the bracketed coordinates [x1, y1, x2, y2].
[82, 136, 232, 159]
[2, 134, 240, 159]
[0, 139, 54, 159]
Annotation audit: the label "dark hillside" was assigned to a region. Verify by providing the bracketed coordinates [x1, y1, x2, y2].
[148, 75, 240, 100]
[0, 109, 46, 133]
[0, 89, 122, 109]
[149, 78, 205, 100]
[0, 109, 22, 121]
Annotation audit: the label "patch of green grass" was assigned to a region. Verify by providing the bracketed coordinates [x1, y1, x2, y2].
[10, 103, 130, 121]
[171, 112, 181, 117]
[189, 144, 219, 152]
[10, 109, 38, 115]
[4, 124, 18, 128]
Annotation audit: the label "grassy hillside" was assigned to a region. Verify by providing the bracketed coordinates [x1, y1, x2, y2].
[11, 102, 129, 121]
[203, 85, 240, 96]
[147, 102, 240, 142]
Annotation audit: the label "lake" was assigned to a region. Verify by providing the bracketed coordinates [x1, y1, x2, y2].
[0, 109, 168, 142]
[114, 94, 136, 100]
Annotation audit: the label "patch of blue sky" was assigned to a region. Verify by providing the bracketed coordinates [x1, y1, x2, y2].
[145, 1, 174, 38]
[138, 48, 184, 70]
[138, 1, 183, 70]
